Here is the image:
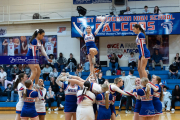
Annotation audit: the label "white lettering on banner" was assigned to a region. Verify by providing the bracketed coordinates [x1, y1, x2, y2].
[107, 43, 138, 59]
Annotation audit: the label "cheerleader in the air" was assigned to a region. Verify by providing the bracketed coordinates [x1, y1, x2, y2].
[56, 72, 80, 120]
[76, 81, 96, 120]
[133, 24, 150, 78]
[137, 77, 155, 120]
[21, 79, 43, 120]
[148, 75, 163, 120]
[14, 73, 28, 120]
[26, 29, 52, 88]
[73, 18, 105, 76]
[96, 84, 112, 120]
[35, 79, 46, 120]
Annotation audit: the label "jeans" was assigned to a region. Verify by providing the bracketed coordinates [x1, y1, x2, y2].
[109, 62, 119, 71]
[66, 62, 76, 72]
[168, 72, 180, 79]
[152, 61, 163, 69]
[76, 72, 82, 78]
[46, 98, 54, 108]
[6, 91, 11, 100]
[54, 63, 65, 72]
[171, 96, 180, 109]
[11, 91, 18, 102]
[57, 97, 63, 107]
[84, 62, 90, 71]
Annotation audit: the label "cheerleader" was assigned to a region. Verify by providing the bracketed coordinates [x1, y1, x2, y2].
[26, 29, 52, 88]
[132, 78, 141, 120]
[133, 24, 150, 78]
[56, 73, 80, 120]
[21, 79, 43, 120]
[14, 73, 28, 120]
[137, 77, 155, 120]
[73, 19, 105, 76]
[148, 75, 163, 120]
[76, 81, 96, 120]
[96, 84, 112, 120]
[35, 79, 46, 120]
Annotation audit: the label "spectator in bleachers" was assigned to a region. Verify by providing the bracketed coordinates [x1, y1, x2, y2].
[10, 65, 19, 79]
[154, 6, 161, 14]
[4, 84, 13, 102]
[162, 86, 172, 112]
[0, 68, 7, 86]
[46, 86, 55, 111]
[124, 6, 133, 14]
[0, 87, 2, 96]
[119, 71, 126, 80]
[10, 87, 18, 102]
[143, 6, 151, 14]
[50, 77, 59, 93]
[76, 64, 83, 78]
[171, 85, 180, 111]
[128, 52, 136, 70]
[40, 64, 45, 70]
[152, 49, 163, 70]
[65, 53, 77, 72]
[3, 64, 12, 73]
[49, 68, 58, 79]
[97, 72, 105, 85]
[42, 64, 53, 81]
[54, 53, 67, 72]
[168, 62, 180, 79]
[54, 88, 65, 111]
[123, 70, 136, 113]
[18, 64, 24, 74]
[109, 53, 119, 73]
[174, 53, 180, 69]
[48, 54, 56, 68]
[84, 54, 90, 72]
[95, 63, 102, 74]
[24, 64, 31, 77]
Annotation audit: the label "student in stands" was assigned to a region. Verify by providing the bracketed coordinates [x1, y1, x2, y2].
[54, 53, 67, 72]
[168, 62, 180, 79]
[84, 54, 90, 72]
[42, 64, 53, 81]
[162, 86, 171, 112]
[10, 65, 19, 79]
[94, 63, 102, 74]
[152, 50, 163, 70]
[66, 53, 77, 72]
[174, 53, 180, 69]
[124, 6, 133, 14]
[76, 64, 83, 78]
[49, 68, 58, 79]
[154, 6, 161, 14]
[46, 87, 55, 111]
[4, 83, 13, 102]
[24, 65, 31, 77]
[50, 77, 59, 93]
[97, 72, 105, 85]
[0, 68, 7, 86]
[109, 53, 119, 73]
[48, 54, 56, 68]
[54, 88, 65, 111]
[143, 5, 151, 13]
[128, 52, 137, 70]
[171, 85, 180, 112]
[119, 71, 126, 80]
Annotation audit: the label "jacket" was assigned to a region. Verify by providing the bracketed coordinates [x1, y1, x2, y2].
[124, 75, 136, 92]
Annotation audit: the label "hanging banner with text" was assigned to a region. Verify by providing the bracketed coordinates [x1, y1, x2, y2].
[73, 0, 112, 4]
[71, 13, 178, 37]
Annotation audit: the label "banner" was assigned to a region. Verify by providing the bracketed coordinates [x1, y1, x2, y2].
[73, 0, 112, 4]
[57, 26, 66, 36]
[71, 13, 178, 37]
[148, 35, 169, 64]
[80, 37, 99, 64]
[0, 35, 57, 64]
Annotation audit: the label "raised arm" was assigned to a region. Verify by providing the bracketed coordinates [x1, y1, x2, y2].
[2, 39, 8, 45]
[73, 22, 83, 37]
[94, 20, 105, 35]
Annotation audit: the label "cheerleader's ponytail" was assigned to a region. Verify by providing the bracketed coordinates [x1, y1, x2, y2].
[77, 81, 91, 104]
[23, 79, 33, 99]
[102, 84, 109, 109]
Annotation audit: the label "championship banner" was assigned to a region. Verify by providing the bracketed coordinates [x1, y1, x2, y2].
[0, 35, 57, 64]
[107, 42, 139, 60]
[73, 0, 112, 4]
[148, 35, 169, 64]
[80, 37, 99, 64]
[71, 13, 177, 37]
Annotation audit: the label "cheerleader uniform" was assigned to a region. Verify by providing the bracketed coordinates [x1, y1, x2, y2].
[153, 84, 163, 115]
[76, 90, 96, 120]
[96, 92, 113, 120]
[35, 88, 46, 115]
[16, 83, 26, 114]
[63, 82, 80, 113]
[136, 32, 150, 59]
[109, 85, 117, 115]
[133, 89, 141, 113]
[137, 87, 155, 116]
[21, 89, 39, 118]
[26, 39, 42, 56]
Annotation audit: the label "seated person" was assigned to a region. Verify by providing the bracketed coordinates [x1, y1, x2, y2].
[171, 85, 180, 112]
[109, 53, 119, 73]
[4, 84, 13, 102]
[54, 88, 65, 111]
[168, 62, 180, 79]
[124, 6, 133, 14]
[0, 68, 7, 86]
[174, 53, 180, 69]
[94, 63, 102, 74]
[65, 53, 77, 72]
[97, 72, 105, 85]
[162, 86, 172, 112]
[152, 50, 163, 70]
[76, 64, 83, 78]
[42, 64, 53, 81]
[128, 52, 136, 70]
[84, 54, 90, 72]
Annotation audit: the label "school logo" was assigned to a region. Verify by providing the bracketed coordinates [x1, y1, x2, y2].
[58, 27, 66, 33]
[0, 28, 6, 35]
[161, 21, 173, 34]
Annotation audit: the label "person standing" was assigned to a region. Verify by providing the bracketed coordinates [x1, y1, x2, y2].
[162, 86, 171, 112]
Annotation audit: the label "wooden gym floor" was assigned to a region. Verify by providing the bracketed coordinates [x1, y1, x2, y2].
[0, 110, 180, 120]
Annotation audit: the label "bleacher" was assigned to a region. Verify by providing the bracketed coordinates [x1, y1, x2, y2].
[0, 66, 180, 110]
